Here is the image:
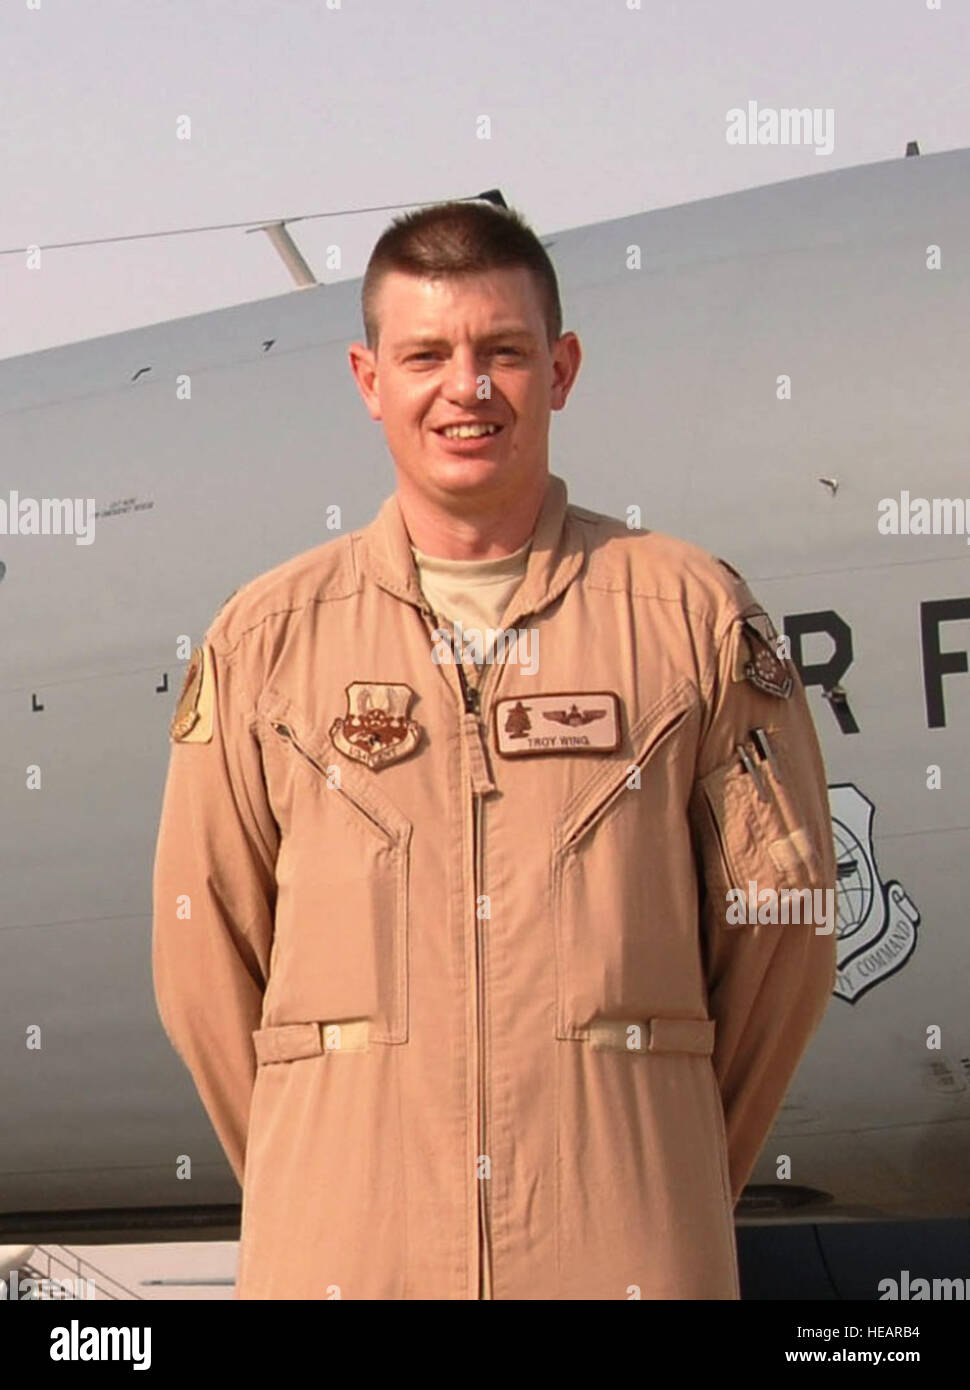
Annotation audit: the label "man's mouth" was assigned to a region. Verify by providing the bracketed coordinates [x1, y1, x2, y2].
[434, 423, 503, 440]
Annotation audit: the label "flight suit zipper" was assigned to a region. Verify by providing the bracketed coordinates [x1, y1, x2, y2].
[419, 603, 498, 1300]
[474, 784, 489, 1300]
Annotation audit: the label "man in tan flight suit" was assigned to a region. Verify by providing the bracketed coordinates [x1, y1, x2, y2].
[152, 199, 837, 1300]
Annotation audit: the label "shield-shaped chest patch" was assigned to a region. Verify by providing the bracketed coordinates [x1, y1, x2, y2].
[330, 682, 422, 770]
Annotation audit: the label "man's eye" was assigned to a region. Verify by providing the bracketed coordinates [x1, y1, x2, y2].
[405, 347, 521, 363]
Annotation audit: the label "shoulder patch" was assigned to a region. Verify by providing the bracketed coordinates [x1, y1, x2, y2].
[732, 611, 793, 698]
[171, 643, 216, 742]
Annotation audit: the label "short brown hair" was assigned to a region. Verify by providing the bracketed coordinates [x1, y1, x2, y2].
[361, 199, 563, 352]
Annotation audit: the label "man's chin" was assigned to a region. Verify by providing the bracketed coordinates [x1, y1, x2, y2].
[393, 450, 546, 512]
[433, 457, 505, 488]
[411, 455, 512, 501]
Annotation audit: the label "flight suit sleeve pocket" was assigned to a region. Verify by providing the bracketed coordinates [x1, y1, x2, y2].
[691, 727, 824, 915]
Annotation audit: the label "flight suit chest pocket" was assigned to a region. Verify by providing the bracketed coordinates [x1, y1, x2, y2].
[551, 678, 699, 1040]
[690, 726, 826, 922]
[257, 688, 411, 1044]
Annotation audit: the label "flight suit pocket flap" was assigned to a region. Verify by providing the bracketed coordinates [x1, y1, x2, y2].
[253, 1020, 370, 1064]
[557, 677, 697, 851]
[258, 686, 411, 846]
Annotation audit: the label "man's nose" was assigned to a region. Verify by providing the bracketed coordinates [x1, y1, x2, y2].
[441, 347, 483, 401]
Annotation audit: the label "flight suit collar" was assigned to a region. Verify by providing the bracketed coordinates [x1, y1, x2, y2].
[356, 471, 585, 627]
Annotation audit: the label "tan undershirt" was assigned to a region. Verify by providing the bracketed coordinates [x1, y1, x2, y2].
[411, 536, 532, 679]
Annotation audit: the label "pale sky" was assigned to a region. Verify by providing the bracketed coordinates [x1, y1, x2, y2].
[2, 0, 968, 361]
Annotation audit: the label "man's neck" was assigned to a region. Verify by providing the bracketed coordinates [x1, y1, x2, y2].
[395, 470, 549, 560]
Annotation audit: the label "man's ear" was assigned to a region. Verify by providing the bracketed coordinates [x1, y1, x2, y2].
[550, 331, 582, 412]
[347, 342, 383, 422]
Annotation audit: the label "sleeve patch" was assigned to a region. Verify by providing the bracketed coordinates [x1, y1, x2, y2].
[731, 613, 793, 698]
[171, 643, 216, 742]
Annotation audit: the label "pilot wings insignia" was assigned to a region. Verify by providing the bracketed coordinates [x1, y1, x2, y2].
[542, 704, 608, 728]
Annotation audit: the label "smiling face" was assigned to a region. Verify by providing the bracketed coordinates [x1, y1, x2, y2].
[348, 267, 581, 521]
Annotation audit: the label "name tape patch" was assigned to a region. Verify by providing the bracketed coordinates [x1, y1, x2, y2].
[493, 691, 621, 757]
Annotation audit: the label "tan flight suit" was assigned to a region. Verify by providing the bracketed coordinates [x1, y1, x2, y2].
[152, 471, 837, 1300]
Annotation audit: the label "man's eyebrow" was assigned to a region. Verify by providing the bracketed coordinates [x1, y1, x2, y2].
[393, 327, 537, 350]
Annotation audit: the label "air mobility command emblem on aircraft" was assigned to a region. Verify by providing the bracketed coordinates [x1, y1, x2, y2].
[829, 784, 920, 1003]
[170, 643, 215, 743]
[329, 682, 422, 770]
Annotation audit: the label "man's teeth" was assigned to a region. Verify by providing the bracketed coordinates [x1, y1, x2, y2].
[441, 424, 500, 439]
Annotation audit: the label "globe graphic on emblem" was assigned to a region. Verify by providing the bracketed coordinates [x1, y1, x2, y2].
[833, 819, 873, 941]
